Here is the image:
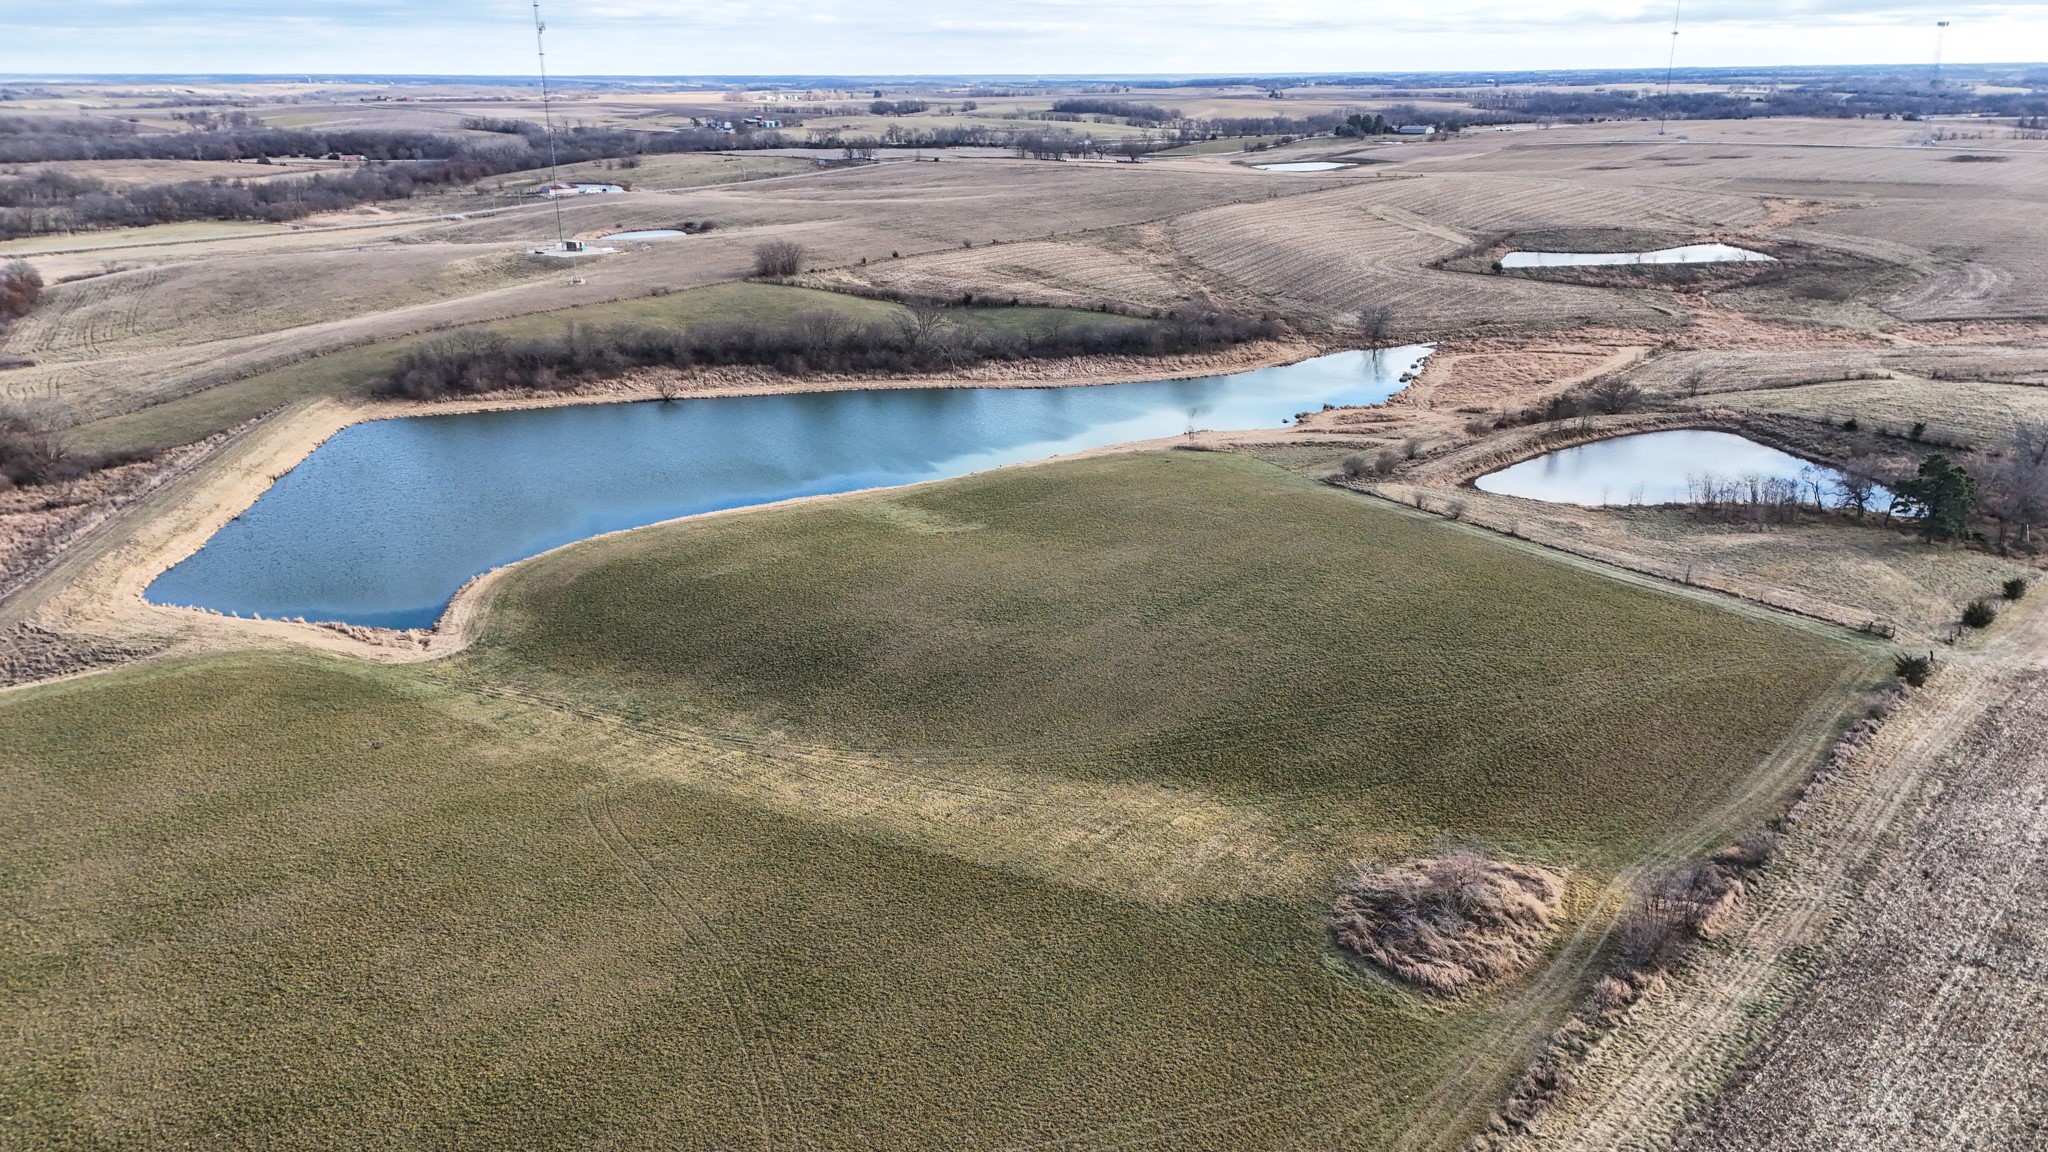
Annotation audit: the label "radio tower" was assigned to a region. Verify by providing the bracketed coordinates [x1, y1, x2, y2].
[1658, 0, 1683, 136]
[533, 0, 567, 249]
[1932, 20, 1951, 88]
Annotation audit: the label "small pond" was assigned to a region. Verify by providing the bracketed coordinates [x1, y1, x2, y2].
[603, 229, 689, 240]
[149, 346, 1433, 630]
[1256, 161, 1352, 172]
[1500, 243, 1773, 269]
[1474, 429, 1880, 508]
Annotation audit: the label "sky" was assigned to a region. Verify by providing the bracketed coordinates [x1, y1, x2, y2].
[3, 0, 2044, 78]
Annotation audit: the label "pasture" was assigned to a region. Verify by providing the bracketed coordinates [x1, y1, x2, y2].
[0, 451, 1871, 1151]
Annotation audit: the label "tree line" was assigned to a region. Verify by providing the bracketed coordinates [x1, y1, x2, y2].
[379, 306, 1283, 401]
[0, 161, 512, 239]
[1047, 99, 1181, 125]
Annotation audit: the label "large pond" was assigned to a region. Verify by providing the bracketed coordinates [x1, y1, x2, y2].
[1256, 161, 1351, 172]
[1474, 429, 1876, 508]
[1501, 243, 1773, 269]
[148, 347, 1432, 629]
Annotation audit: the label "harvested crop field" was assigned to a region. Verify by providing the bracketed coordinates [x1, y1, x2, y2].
[1685, 377, 2048, 450]
[1, 451, 1872, 1151]
[1674, 669, 2048, 1152]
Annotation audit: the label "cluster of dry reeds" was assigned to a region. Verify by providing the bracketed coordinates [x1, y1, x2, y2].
[1330, 850, 1565, 995]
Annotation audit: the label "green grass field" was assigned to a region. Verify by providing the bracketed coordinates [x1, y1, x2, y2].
[64, 283, 1146, 454]
[1, 452, 1872, 1150]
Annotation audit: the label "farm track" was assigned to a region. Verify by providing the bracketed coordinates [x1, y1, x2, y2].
[1506, 598, 2048, 1152]
[1380, 659, 1872, 1152]
[447, 675, 1305, 904]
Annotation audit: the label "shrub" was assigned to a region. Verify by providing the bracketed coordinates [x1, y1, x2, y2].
[1340, 453, 1371, 480]
[2002, 577, 2028, 601]
[1372, 449, 1400, 476]
[1585, 377, 1644, 415]
[1961, 599, 1997, 628]
[0, 403, 152, 488]
[752, 240, 806, 278]
[1615, 859, 1741, 967]
[0, 258, 40, 324]
[1893, 652, 1934, 686]
[1401, 437, 1423, 460]
[379, 305, 1286, 400]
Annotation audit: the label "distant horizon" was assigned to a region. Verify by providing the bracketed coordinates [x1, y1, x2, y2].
[9, 1, 2047, 79]
[6, 62, 2045, 88]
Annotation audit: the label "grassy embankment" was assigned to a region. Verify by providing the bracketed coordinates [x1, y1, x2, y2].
[1, 452, 1873, 1150]
[63, 283, 1148, 455]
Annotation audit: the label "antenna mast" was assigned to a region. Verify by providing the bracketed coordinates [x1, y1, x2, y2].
[1932, 20, 1951, 88]
[533, 0, 566, 247]
[1658, 0, 1682, 136]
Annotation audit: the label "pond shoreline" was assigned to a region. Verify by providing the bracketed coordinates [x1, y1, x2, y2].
[11, 338, 1382, 673]
[146, 344, 1433, 632]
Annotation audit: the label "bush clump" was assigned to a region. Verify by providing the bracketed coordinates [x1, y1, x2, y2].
[1330, 850, 1564, 995]
[2002, 577, 2028, 601]
[0, 259, 40, 326]
[1893, 652, 1935, 686]
[1961, 599, 1998, 629]
[379, 306, 1285, 400]
[751, 240, 806, 278]
[0, 404, 152, 490]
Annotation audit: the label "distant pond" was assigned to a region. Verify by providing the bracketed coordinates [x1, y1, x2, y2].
[148, 346, 1433, 630]
[1255, 162, 1352, 172]
[1501, 243, 1774, 269]
[1475, 429, 1881, 508]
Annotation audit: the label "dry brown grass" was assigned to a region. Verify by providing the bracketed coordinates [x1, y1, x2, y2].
[1332, 851, 1565, 994]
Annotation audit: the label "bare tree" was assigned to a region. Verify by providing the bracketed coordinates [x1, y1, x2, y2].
[790, 308, 855, 357]
[752, 240, 807, 278]
[0, 259, 42, 329]
[1989, 420, 2048, 544]
[1835, 471, 1878, 519]
[1356, 305, 1393, 346]
[895, 301, 950, 348]
[0, 400, 74, 488]
[1115, 136, 1154, 162]
[1585, 377, 1644, 415]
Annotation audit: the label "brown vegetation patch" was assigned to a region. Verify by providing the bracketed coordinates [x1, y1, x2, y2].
[1331, 850, 1564, 994]
[0, 621, 160, 687]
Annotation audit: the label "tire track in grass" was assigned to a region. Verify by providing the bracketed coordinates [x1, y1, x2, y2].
[578, 787, 801, 1151]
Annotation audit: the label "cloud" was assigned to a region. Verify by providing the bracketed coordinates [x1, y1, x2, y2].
[6, 0, 2044, 75]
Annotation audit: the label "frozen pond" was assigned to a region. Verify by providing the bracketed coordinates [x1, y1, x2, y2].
[603, 229, 689, 240]
[149, 346, 1433, 629]
[1255, 161, 1351, 172]
[1475, 430, 1876, 508]
[1501, 243, 1774, 269]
